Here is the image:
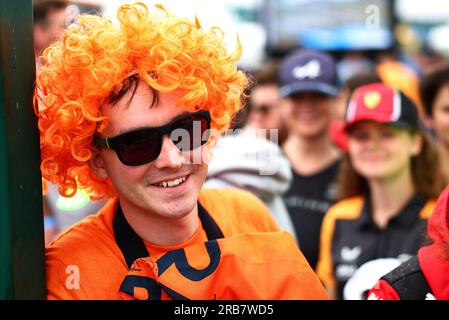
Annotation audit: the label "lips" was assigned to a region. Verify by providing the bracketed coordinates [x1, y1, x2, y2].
[359, 152, 385, 160]
[152, 175, 189, 188]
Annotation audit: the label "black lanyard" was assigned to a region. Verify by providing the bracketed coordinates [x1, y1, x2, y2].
[113, 202, 224, 269]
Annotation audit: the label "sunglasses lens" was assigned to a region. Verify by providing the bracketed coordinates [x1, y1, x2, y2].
[105, 111, 211, 166]
[253, 104, 271, 115]
[115, 129, 160, 166]
[171, 112, 210, 151]
[192, 113, 211, 148]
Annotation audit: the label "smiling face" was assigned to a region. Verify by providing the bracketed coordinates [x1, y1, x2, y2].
[282, 91, 337, 139]
[347, 121, 422, 181]
[91, 80, 209, 220]
[247, 84, 283, 131]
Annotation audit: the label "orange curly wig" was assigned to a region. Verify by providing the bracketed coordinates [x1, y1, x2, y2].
[35, 2, 249, 199]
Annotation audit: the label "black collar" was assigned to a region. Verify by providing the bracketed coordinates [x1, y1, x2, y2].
[357, 193, 427, 230]
[113, 202, 224, 268]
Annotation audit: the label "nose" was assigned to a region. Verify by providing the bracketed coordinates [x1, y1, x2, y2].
[248, 111, 264, 128]
[153, 135, 185, 170]
[292, 99, 316, 113]
[364, 132, 382, 149]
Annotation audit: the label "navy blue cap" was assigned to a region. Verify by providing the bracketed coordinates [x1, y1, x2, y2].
[279, 49, 339, 98]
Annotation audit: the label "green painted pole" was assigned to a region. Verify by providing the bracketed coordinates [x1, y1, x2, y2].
[0, 1, 46, 299]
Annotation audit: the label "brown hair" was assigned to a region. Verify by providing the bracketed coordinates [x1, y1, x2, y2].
[33, 0, 67, 25]
[252, 59, 280, 86]
[230, 61, 280, 130]
[337, 129, 448, 200]
[420, 62, 449, 117]
[344, 72, 381, 95]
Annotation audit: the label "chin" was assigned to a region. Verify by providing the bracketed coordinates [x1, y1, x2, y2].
[156, 198, 197, 219]
[297, 129, 327, 139]
[358, 169, 390, 180]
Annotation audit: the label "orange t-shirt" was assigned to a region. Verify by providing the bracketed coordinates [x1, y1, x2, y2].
[46, 188, 328, 299]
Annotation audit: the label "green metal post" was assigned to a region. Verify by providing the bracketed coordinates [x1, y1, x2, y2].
[0, 1, 46, 299]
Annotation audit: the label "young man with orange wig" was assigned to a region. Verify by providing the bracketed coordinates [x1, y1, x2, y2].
[36, 2, 327, 300]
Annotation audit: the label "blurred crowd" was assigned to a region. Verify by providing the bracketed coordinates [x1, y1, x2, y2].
[34, 0, 449, 300]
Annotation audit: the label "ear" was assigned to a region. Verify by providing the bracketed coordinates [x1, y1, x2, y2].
[410, 132, 423, 157]
[90, 148, 109, 180]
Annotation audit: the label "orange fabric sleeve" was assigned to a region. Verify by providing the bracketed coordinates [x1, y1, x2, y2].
[199, 188, 281, 234]
[235, 189, 281, 232]
[316, 197, 364, 293]
[46, 255, 88, 300]
[316, 207, 337, 291]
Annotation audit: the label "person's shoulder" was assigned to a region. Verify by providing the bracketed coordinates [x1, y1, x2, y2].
[367, 255, 431, 300]
[325, 196, 364, 221]
[46, 198, 126, 299]
[199, 188, 279, 234]
[200, 187, 261, 203]
[46, 198, 118, 263]
[199, 188, 269, 214]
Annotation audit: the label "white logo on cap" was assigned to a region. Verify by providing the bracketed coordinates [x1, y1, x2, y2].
[292, 59, 321, 80]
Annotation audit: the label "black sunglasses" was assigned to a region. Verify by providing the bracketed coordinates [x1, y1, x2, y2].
[94, 110, 211, 166]
[251, 104, 276, 116]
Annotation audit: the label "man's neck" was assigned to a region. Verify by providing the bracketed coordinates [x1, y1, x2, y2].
[368, 169, 415, 229]
[283, 133, 340, 176]
[118, 198, 199, 246]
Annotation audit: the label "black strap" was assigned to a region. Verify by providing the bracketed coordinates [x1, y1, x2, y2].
[197, 202, 224, 241]
[382, 255, 433, 300]
[113, 201, 224, 269]
[113, 203, 149, 269]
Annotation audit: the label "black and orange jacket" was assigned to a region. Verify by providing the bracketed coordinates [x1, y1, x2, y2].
[316, 194, 435, 299]
[46, 188, 328, 300]
[368, 185, 449, 300]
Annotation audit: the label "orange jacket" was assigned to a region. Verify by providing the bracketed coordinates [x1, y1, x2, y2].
[46, 188, 328, 300]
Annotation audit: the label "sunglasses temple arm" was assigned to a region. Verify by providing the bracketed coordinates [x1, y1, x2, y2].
[94, 137, 111, 149]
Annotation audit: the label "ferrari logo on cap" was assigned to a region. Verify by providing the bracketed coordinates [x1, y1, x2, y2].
[364, 91, 381, 109]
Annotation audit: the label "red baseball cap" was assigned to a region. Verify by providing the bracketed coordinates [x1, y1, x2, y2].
[344, 82, 419, 132]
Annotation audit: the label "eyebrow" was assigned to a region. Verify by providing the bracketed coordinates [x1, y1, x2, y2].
[117, 111, 191, 135]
